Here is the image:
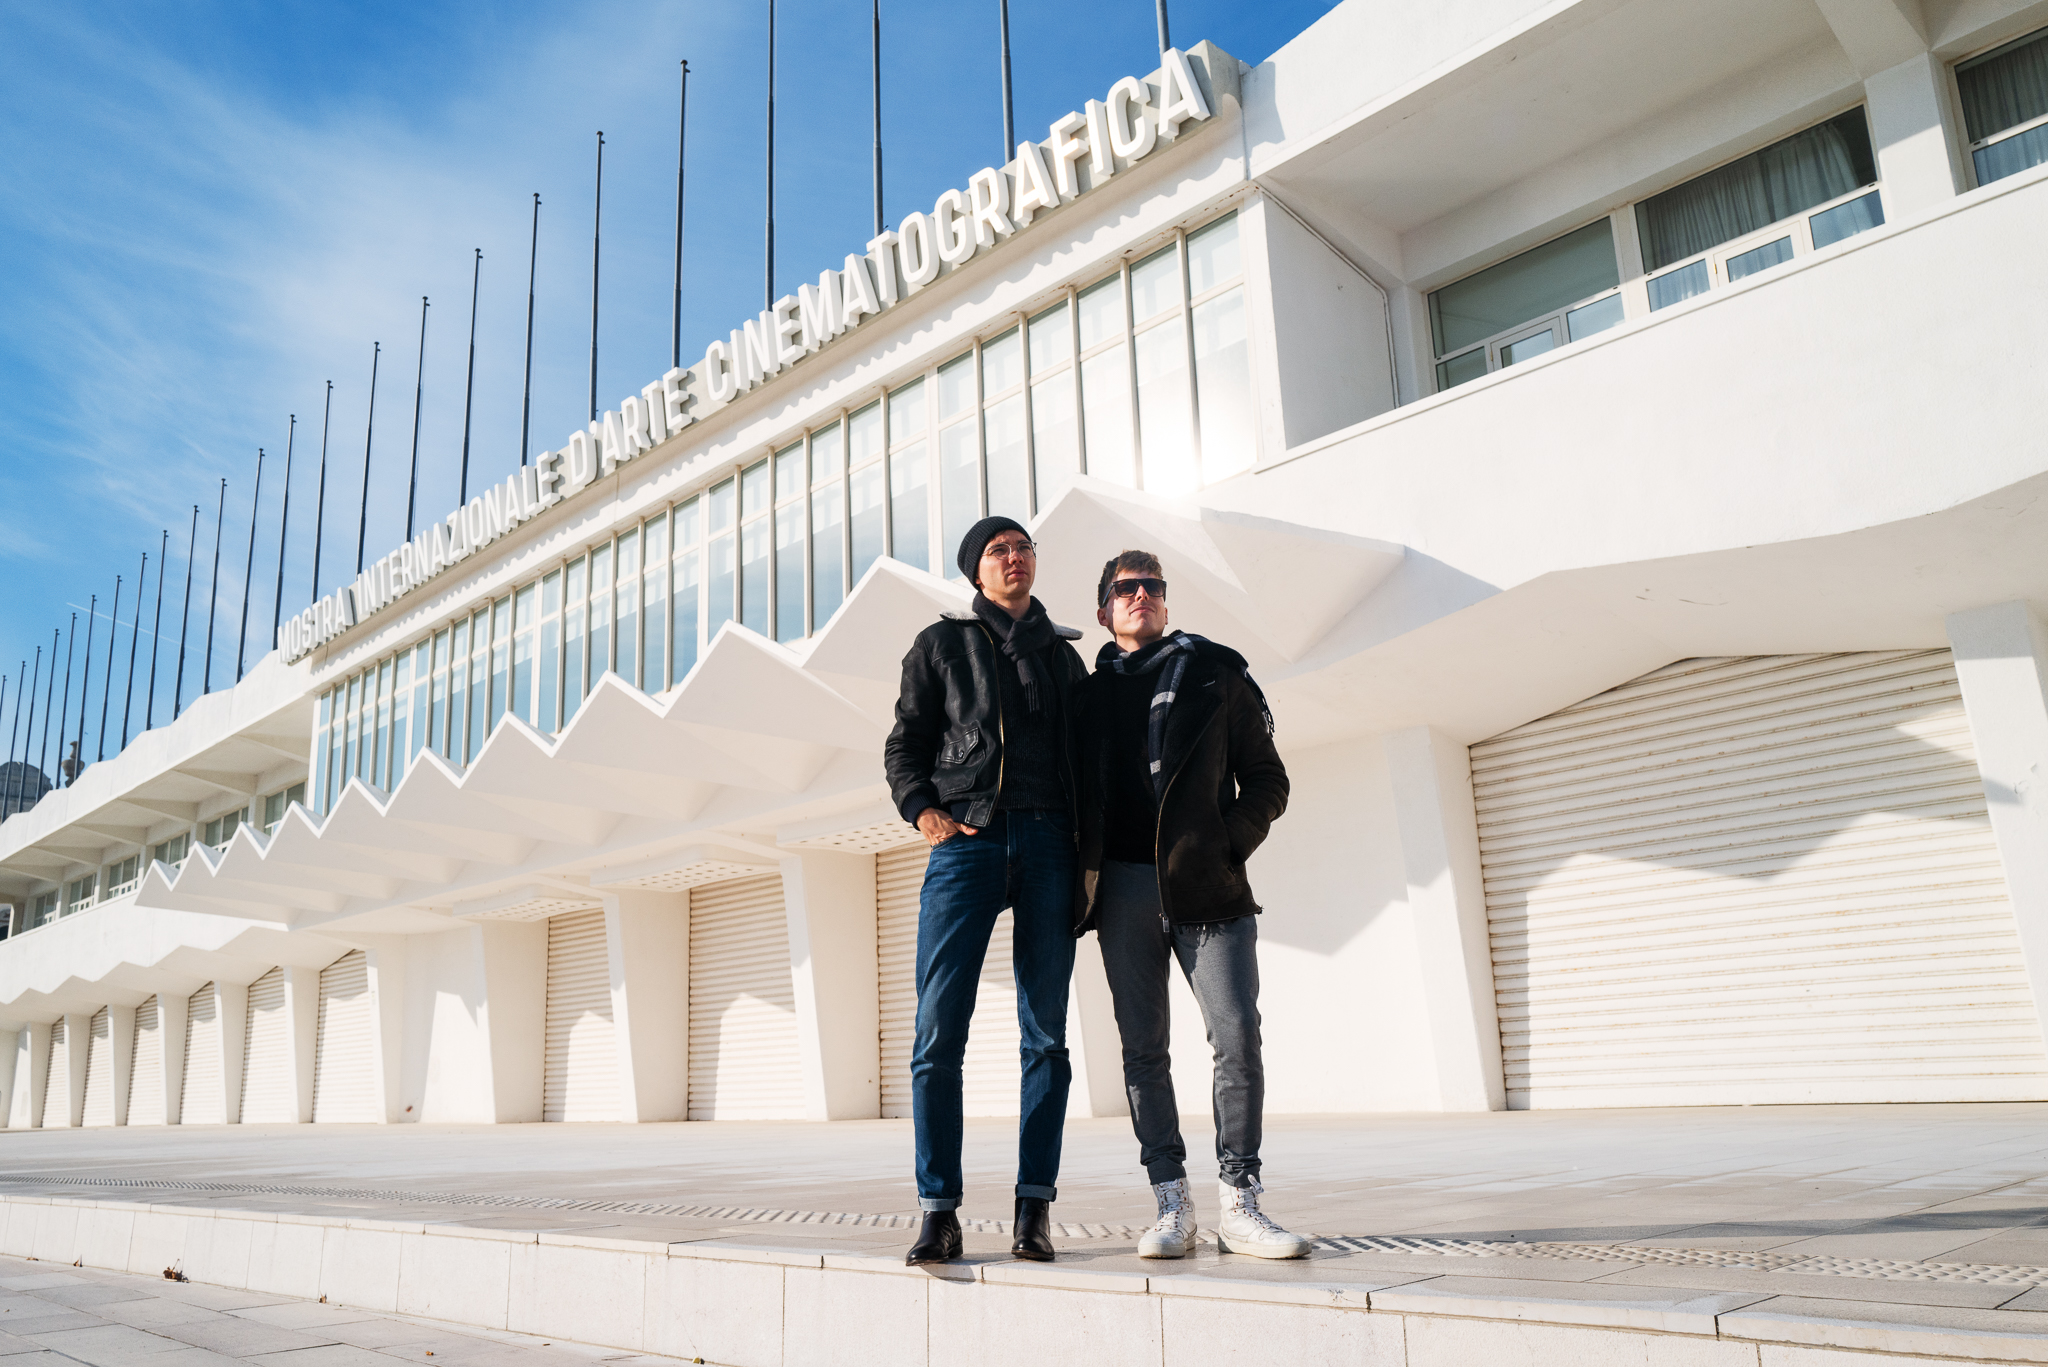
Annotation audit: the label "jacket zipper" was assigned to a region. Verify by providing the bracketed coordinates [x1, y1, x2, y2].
[975, 622, 1005, 818]
[1151, 707, 1217, 927]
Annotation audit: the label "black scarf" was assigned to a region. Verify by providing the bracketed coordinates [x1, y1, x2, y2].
[972, 594, 1057, 716]
[1101, 631, 1275, 797]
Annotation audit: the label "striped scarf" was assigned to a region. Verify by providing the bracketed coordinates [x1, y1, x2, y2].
[1109, 632, 1202, 798]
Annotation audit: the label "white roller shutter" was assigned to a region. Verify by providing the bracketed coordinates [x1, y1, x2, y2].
[877, 845, 924, 1118]
[129, 997, 165, 1127]
[40, 1019, 68, 1129]
[313, 951, 378, 1123]
[543, 909, 617, 1122]
[183, 985, 222, 1124]
[875, 844, 1023, 1119]
[240, 969, 293, 1123]
[81, 1009, 113, 1127]
[688, 875, 803, 1120]
[1475, 650, 2048, 1110]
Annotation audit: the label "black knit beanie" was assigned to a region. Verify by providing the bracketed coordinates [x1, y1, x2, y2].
[956, 515, 1031, 585]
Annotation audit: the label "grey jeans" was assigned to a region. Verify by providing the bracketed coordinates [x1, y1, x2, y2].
[1095, 859, 1264, 1189]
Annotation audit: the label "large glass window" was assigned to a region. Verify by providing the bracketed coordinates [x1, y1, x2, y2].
[810, 423, 845, 627]
[1958, 27, 2048, 184]
[1637, 109, 1881, 310]
[1077, 273, 1135, 486]
[848, 403, 886, 588]
[1027, 302, 1078, 509]
[614, 530, 639, 686]
[1429, 220, 1623, 391]
[673, 498, 700, 681]
[740, 459, 770, 635]
[773, 442, 806, 642]
[642, 514, 667, 692]
[706, 478, 735, 639]
[888, 380, 930, 574]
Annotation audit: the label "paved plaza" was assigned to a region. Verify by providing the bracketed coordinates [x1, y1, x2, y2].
[0, 1253, 684, 1367]
[7, 1105, 2048, 1315]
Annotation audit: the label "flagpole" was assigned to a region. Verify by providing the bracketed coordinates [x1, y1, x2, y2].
[203, 478, 227, 697]
[999, 0, 1014, 161]
[0, 672, 13, 813]
[121, 550, 146, 749]
[312, 382, 332, 601]
[272, 415, 296, 645]
[2, 663, 19, 817]
[521, 195, 540, 467]
[72, 596, 96, 783]
[96, 574, 120, 761]
[237, 450, 265, 681]
[766, 0, 776, 311]
[173, 506, 197, 719]
[406, 298, 430, 537]
[145, 529, 167, 731]
[460, 250, 481, 500]
[16, 647, 41, 814]
[590, 132, 604, 423]
[873, 0, 884, 237]
[1155, 0, 1169, 53]
[51, 615, 75, 787]
[358, 342, 381, 575]
[674, 61, 690, 372]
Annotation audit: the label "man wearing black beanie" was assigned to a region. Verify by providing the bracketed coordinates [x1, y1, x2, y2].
[883, 515, 1090, 1265]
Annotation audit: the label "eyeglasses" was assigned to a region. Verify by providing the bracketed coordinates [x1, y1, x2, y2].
[1105, 576, 1167, 602]
[982, 540, 1037, 563]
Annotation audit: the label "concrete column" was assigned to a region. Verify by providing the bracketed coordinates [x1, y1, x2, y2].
[358, 937, 407, 1123]
[0, 1028, 15, 1128]
[1948, 601, 2048, 1042]
[1866, 53, 1965, 215]
[158, 993, 188, 1124]
[11, 1023, 49, 1128]
[284, 966, 320, 1123]
[606, 890, 691, 1122]
[781, 850, 880, 1121]
[61, 1012, 90, 1128]
[477, 921, 545, 1123]
[1065, 933, 1129, 1119]
[1385, 726, 1506, 1112]
[217, 981, 248, 1125]
[107, 1005, 136, 1126]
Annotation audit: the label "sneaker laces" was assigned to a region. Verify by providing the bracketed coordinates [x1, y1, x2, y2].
[1225, 1182, 1292, 1239]
[1149, 1181, 1192, 1232]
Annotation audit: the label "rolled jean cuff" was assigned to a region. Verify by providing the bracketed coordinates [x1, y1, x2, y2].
[919, 1197, 961, 1212]
[1145, 1159, 1188, 1186]
[1016, 1184, 1058, 1201]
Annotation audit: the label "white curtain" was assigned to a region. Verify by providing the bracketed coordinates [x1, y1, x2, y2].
[1637, 113, 1871, 271]
[1958, 31, 2048, 144]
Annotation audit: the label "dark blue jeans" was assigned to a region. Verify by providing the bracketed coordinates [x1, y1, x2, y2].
[912, 809, 1077, 1211]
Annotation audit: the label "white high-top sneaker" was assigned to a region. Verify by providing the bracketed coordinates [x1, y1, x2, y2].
[1216, 1179, 1312, 1259]
[1137, 1178, 1195, 1258]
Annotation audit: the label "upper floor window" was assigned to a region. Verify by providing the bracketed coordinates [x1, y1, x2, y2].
[1958, 26, 2048, 185]
[152, 832, 190, 869]
[261, 783, 306, 835]
[201, 808, 245, 852]
[29, 891, 57, 929]
[103, 855, 141, 901]
[1637, 109, 1882, 310]
[1429, 219, 1624, 391]
[64, 873, 96, 915]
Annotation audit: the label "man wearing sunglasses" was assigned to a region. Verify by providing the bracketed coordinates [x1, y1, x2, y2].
[884, 516, 1091, 1266]
[1079, 551, 1307, 1260]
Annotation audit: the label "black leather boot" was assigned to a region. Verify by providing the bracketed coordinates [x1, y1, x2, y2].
[1011, 1197, 1055, 1261]
[905, 1210, 962, 1265]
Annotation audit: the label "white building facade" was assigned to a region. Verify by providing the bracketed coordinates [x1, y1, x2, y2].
[5, 0, 2048, 1130]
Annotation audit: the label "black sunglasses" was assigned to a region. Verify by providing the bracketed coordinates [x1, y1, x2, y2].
[1104, 577, 1167, 603]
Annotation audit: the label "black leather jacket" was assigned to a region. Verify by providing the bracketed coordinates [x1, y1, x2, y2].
[884, 611, 1090, 832]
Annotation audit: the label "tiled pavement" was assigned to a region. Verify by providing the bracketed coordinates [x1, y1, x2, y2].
[9, 1104, 2048, 1319]
[0, 1257, 684, 1367]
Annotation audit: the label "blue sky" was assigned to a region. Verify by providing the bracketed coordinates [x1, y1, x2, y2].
[0, 0, 1334, 777]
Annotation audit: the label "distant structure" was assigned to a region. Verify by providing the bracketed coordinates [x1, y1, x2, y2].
[0, 763, 50, 820]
